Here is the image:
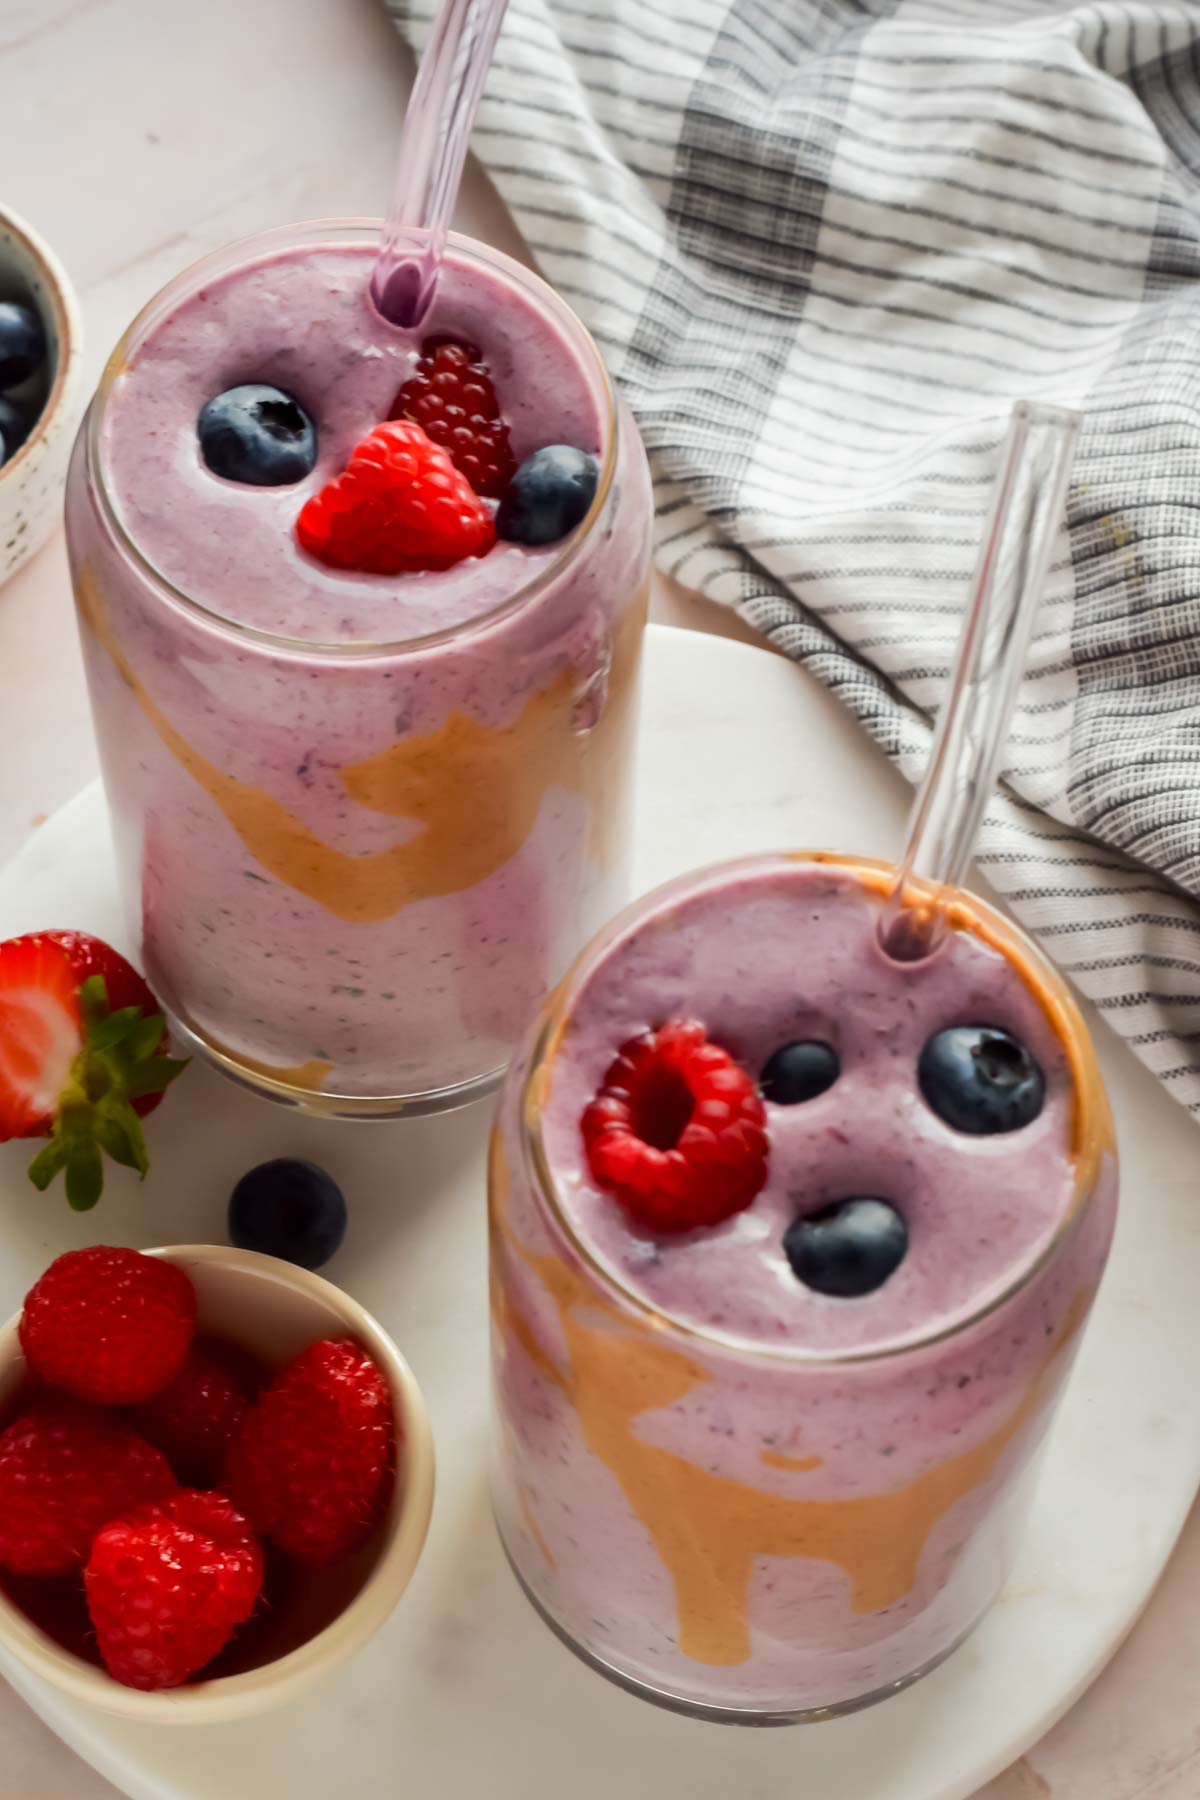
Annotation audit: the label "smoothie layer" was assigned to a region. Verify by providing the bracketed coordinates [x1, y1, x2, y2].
[540, 862, 1079, 1355]
[101, 242, 606, 643]
[492, 857, 1116, 1713]
[71, 227, 651, 1098]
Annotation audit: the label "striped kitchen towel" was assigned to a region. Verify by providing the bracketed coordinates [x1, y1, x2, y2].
[386, 0, 1200, 1116]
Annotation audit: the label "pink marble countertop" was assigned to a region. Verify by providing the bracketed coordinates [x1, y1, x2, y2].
[0, 0, 1194, 1794]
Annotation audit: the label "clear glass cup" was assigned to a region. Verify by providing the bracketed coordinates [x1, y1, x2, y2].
[65, 221, 651, 1116]
[489, 852, 1118, 1722]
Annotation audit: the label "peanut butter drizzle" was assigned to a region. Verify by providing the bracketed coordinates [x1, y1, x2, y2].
[517, 1486, 557, 1571]
[806, 853, 1115, 1199]
[77, 572, 645, 924]
[759, 1450, 822, 1473]
[204, 1036, 333, 1091]
[491, 1137, 1091, 1668]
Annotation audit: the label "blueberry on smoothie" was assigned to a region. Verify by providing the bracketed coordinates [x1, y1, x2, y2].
[198, 385, 317, 486]
[919, 1025, 1044, 1135]
[0, 301, 46, 389]
[760, 1039, 839, 1104]
[496, 445, 599, 545]
[228, 1158, 347, 1269]
[783, 1198, 908, 1297]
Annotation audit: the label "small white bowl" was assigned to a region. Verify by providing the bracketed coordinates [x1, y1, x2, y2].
[0, 203, 86, 586]
[0, 1244, 435, 1723]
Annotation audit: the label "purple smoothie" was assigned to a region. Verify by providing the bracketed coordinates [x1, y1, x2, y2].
[66, 223, 651, 1104]
[490, 855, 1117, 1717]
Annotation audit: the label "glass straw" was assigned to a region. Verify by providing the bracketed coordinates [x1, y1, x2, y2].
[878, 401, 1081, 963]
[371, 0, 511, 328]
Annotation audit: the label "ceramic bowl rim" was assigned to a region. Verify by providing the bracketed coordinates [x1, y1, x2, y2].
[0, 201, 80, 485]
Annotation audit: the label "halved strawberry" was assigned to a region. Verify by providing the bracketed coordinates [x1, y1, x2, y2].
[0, 932, 188, 1211]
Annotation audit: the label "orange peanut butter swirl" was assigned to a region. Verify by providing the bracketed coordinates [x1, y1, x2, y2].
[806, 854, 1115, 1200]
[77, 570, 645, 924]
[490, 1133, 1093, 1669]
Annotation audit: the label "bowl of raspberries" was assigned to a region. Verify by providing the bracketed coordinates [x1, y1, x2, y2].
[0, 1243, 434, 1720]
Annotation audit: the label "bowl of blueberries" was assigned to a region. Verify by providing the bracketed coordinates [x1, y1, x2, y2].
[0, 202, 85, 586]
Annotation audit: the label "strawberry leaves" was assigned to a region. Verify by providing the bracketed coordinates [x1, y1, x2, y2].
[26, 975, 188, 1210]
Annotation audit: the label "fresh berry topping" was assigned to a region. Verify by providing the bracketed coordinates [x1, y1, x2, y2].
[581, 1019, 769, 1232]
[496, 445, 599, 546]
[391, 336, 516, 498]
[296, 419, 495, 575]
[228, 1159, 348, 1271]
[197, 384, 317, 486]
[918, 1025, 1045, 1135]
[0, 1402, 175, 1575]
[226, 1337, 394, 1564]
[85, 1489, 263, 1690]
[0, 933, 83, 1139]
[133, 1337, 253, 1486]
[21, 1247, 197, 1404]
[0, 301, 46, 390]
[760, 1039, 840, 1105]
[783, 1198, 908, 1298]
[0, 395, 29, 465]
[0, 931, 187, 1208]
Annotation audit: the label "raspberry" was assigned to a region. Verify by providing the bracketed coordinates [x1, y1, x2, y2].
[85, 1489, 263, 1691]
[20, 1247, 197, 1405]
[225, 1338, 394, 1564]
[295, 419, 496, 575]
[0, 1401, 176, 1575]
[132, 1337, 254, 1485]
[391, 335, 516, 498]
[581, 1019, 769, 1231]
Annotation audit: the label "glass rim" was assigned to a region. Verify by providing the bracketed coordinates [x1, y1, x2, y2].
[83, 218, 620, 661]
[516, 850, 1114, 1368]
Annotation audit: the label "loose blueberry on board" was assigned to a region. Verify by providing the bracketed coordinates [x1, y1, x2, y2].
[197, 385, 317, 487]
[228, 1159, 347, 1270]
[919, 1024, 1045, 1135]
[0, 394, 30, 464]
[0, 301, 46, 390]
[496, 444, 600, 546]
[783, 1197, 909, 1298]
[760, 1039, 839, 1105]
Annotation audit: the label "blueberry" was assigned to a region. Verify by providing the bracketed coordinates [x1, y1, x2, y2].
[918, 1025, 1044, 1135]
[496, 445, 599, 545]
[0, 394, 30, 461]
[197, 385, 317, 486]
[760, 1039, 839, 1104]
[784, 1198, 908, 1298]
[0, 302, 46, 389]
[228, 1159, 347, 1270]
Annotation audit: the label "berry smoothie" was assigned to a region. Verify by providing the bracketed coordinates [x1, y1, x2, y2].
[66, 222, 651, 1108]
[490, 854, 1117, 1719]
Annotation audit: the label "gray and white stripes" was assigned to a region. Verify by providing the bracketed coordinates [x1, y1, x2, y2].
[389, 0, 1200, 1114]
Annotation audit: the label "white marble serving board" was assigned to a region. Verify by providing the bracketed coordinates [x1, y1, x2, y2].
[0, 624, 1196, 1800]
